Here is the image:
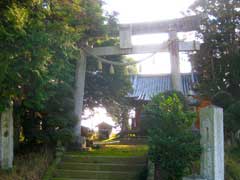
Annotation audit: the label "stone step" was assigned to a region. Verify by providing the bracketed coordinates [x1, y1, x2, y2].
[51, 178, 136, 180]
[53, 169, 139, 179]
[52, 179, 97, 180]
[58, 162, 145, 171]
[62, 155, 147, 164]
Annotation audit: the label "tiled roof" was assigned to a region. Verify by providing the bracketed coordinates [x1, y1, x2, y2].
[128, 73, 197, 101]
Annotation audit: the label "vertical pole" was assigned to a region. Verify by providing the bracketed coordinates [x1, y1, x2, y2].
[200, 105, 224, 180]
[0, 106, 14, 169]
[169, 30, 183, 92]
[119, 24, 132, 49]
[74, 49, 86, 146]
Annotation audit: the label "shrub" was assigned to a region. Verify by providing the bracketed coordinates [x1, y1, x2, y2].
[225, 146, 240, 180]
[225, 101, 240, 145]
[143, 92, 201, 180]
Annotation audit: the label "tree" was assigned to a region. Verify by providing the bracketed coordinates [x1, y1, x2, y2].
[0, 0, 107, 146]
[0, 0, 133, 147]
[189, 0, 240, 99]
[143, 92, 201, 180]
[189, 0, 240, 146]
[84, 14, 134, 131]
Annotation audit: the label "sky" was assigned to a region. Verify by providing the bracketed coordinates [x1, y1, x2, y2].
[103, 0, 197, 74]
[103, 0, 196, 23]
[82, 0, 197, 130]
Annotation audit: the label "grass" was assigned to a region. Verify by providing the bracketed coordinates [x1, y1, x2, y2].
[69, 144, 149, 157]
[0, 148, 53, 180]
[225, 146, 240, 180]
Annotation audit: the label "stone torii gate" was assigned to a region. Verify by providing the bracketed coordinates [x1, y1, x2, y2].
[74, 15, 202, 140]
[74, 16, 202, 144]
[74, 14, 224, 180]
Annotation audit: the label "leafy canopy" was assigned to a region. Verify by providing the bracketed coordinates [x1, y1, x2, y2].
[189, 0, 240, 99]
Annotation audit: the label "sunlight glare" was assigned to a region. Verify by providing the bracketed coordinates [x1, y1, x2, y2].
[104, 0, 196, 74]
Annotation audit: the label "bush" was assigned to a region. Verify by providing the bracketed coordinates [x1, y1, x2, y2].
[143, 92, 201, 180]
[224, 101, 240, 144]
[225, 158, 240, 180]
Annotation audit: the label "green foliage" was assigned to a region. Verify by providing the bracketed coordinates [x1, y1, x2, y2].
[85, 37, 133, 129]
[211, 91, 240, 144]
[190, 0, 240, 145]
[141, 91, 189, 133]
[224, 101, 240, 144]
[0, 0, 110, 146]
[189, 0, 240, 99]
[212, 91, 234, 109]
[225, 158, 240, 180]
[143, 92, 201, 179]
[225, 146, 240, 180]
[0, 0, 133, 147]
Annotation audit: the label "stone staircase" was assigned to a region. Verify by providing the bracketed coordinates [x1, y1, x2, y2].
[50, 152, 147, 180]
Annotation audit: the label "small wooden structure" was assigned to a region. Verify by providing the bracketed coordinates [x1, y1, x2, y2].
[96, 122, 113, 139]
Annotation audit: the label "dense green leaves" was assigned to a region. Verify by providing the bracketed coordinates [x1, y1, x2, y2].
[190, 0, 240, 145]
[190, 0, 240, 98]
[0, 0, 87, 145]
[84, 37, 133, 129]
[0, 0, 133, 146]
[143, 92, 201, 179]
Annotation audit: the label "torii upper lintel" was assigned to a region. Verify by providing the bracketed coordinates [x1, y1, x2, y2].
[119, 15, 203, 49]
[120, 14, 203, 35]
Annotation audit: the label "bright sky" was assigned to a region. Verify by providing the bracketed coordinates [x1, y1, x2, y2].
[103, 0, 196, 23]
[103, 0, 197, 74]
[82, 0, 197, 130]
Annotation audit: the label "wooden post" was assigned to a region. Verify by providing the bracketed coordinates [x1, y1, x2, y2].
[74, 49, 86, 145]
[169, 30, 183, 92]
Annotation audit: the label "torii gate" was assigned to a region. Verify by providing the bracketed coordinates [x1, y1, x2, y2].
[74, 15, 224, 180]
[74, 15, 202, 140]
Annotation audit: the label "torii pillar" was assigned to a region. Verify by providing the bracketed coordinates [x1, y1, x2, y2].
[169, 30, 183, 92]
[74, 49, 86, 147]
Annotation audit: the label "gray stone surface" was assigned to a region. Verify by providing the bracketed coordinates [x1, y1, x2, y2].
[0, 106, 14, 169]
[119, 24, 132, 49]
[122, 15, 203, 34]
[87, 41, 200, 56]
[74, 49, 86, 145]
[200, 105, 224, 180]
[169, 30, 183, 92]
